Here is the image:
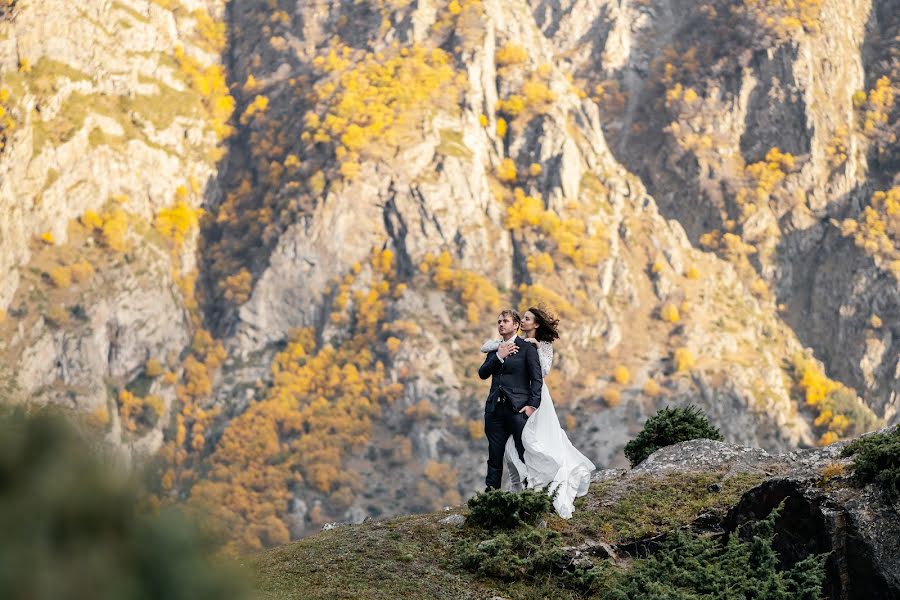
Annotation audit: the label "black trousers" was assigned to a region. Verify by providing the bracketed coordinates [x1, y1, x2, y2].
[484, 400, 527, 490]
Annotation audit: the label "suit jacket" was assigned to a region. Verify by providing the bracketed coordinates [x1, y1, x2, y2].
[478, 336, 543, 413]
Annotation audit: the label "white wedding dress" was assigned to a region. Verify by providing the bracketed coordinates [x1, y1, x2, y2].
[481, 339, 596, 518]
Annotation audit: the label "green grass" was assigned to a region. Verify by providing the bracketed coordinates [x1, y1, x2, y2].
[130, 78, 203, 132]
[550, 471, 767, 545]
[251, 511, 481, 600]
[26, 58, 92, 96]
[250, 471, 769, 599]
[436, 128, 474, 159]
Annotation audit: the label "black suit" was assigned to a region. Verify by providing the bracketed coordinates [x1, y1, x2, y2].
[478, 336, 543, 489]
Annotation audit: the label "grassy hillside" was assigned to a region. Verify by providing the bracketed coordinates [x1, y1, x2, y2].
[250, 471, 770, 600]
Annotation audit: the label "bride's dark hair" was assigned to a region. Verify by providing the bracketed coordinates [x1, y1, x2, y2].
[527, 306, 560, 343]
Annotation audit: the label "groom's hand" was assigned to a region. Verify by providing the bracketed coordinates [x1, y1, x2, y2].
[498, 342, 518, 359]
[519, 406, 536, 417]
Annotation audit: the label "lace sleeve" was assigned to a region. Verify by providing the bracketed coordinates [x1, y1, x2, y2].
[481, 339, 501, 353]
[538, 341, 553, 376]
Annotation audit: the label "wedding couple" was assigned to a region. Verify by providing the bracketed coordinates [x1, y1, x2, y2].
[478, 307, 595, 519]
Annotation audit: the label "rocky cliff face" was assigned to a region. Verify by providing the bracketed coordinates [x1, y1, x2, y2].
[0, 0, 897, 549]
[0, 0, 230, 457]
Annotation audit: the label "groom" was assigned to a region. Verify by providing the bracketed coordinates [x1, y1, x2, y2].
[478, 309, 543, 490]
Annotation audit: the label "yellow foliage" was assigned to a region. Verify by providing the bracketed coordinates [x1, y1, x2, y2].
[819, 431, 839, 446]
[70, 260, 94, 284]
[80, 210, 104, 230]
[844, 187, 900, 268]
[521, 78, 556, 112]
[858, 77, 894, 139]
[496, 117, 507, 137]
[100, 208, 130, 252]
[526, 252, 555, 276]
[497, 158, 517, 182]
[495, 44, 529, 66]
[241, 94, 270, 124]
[602, 387, 621, 407]
[154, 201, 203, 247]
[685, 265, 701, 280]
[0, 86, 14, 153]
[750, 278, 769, 298]
[188, 258, 406, 554]
[825, 127, 849, 169]
[191, 8, 227, 53]
[743, 147, 795, 206]
[145, 358, 164, 378]
[173, 45, 235, 140]
[305, 44, 461, 177]
[528, 163, 542, 177]
[422, 251, 501, 323]
[643, 379, 661, 397]
[118, 389, 164, 432]
[497, 95, 526, 116]
[48, 265, 72, 288]
[222, 268, 253, 304]
[39, 231, 55, 245]
[613, 365, 630, 385]
[505, 188, 608, 268]
[660, 302, 680, 323]
[820, 462, 847, 483]
[90, 406, 110, 428]
[870, 314, 883, 328]
[673, 347, 695, 372]
[386, 336, 402, 353]
[743, 0, 824, 38]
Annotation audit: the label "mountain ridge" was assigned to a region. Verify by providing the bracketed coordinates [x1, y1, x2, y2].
[0, 0, 897, 550]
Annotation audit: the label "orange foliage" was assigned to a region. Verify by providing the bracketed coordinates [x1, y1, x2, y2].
[420, 251, 501, 323]
[189, 250, 405, 555]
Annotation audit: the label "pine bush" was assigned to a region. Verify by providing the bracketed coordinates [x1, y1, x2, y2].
[624, 405, 723, 467]
[609, 506, 826, 599]
[465, 488, 553, 529]
[841, 426, 900, 501]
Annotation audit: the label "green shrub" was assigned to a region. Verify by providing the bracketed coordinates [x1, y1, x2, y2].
[456, 527, 565, 580]
[841, 426, 900, 501]
[455, 527, 605, 593]
[465, 488, 553, 529]
[624, 405, 723, 467]
[0, 407, 253, 600]
[609, 506, 826, 599]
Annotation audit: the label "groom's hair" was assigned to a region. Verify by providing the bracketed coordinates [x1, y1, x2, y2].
[498, 309, 522, 325]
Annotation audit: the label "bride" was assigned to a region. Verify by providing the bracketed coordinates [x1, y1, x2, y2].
[480, 306, 595, 518]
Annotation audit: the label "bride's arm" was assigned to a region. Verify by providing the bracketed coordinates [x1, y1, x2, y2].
[481, 339, 501, 353]
[538, 341, 553, 376]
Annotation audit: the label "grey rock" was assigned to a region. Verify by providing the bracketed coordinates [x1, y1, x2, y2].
[439, 514, 466, 526]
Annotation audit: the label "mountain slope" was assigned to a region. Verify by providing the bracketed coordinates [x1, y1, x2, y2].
[0, 0, 896, 552]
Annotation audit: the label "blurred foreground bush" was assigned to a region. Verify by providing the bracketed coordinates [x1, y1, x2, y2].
[0, 407, 254, 600]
